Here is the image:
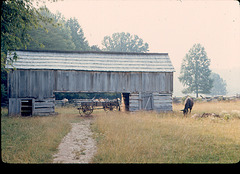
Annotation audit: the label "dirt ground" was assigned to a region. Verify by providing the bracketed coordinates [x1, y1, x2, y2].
[53, 118, 97, 163]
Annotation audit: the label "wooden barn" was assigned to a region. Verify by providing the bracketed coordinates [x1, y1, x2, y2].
[6, 50, 175, 116]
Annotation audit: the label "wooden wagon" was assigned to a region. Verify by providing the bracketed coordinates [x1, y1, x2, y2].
[77, 98, 120, 116]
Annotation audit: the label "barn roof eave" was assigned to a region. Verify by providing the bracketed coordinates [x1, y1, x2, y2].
[15, 49, 169, 56]
[6, 67, 175, 73]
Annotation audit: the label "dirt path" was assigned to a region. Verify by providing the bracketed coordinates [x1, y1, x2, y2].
[53, 118, 97, 163]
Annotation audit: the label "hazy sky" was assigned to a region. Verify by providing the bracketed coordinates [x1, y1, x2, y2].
[42, 0, 240, 95]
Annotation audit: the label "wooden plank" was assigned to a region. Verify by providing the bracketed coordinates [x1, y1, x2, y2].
[155, 104, 172, 109]
[130, 94, 139, 97]
[129, 107, 139, 111]
[129, 100, 139, 104]
[155, 103, 172, 107]
[8, 98, 21, 115]
[34, 107, 54, 113]
[129, 102, 139, 107]
[155, 105, 172, 109]
[170, 72, 173, 92]
[129, 96, 140, 100]
[154, 101, 172, 105]
[34, 103, 55, 108]
[154, 97, 171, 101]
[153, 93, 171, 96]
[48, 70, 54, 97]
[129, 101, 139, 105]
[35, 98, 55, 102]
[129, 92, 140, 110]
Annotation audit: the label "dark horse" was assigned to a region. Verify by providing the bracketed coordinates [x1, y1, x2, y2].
[181, 97, 194, 116]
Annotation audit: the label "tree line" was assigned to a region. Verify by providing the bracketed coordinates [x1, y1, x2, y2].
[1, 1, 148, 103]
[1, 0, 226, 104]
[22, 8, 150, 53]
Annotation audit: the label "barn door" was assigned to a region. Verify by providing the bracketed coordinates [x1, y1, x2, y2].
[141, 93, 153, 110]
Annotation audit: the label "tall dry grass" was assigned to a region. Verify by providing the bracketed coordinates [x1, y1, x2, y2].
[1, 107, 81, 163]
[92, 101, 240, 163]
[1, 101, 240, 163]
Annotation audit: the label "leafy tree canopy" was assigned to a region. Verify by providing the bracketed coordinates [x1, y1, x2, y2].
[66, 17, 90, 51]
[210, 72, 227, 96]
[26, 9, 91, 51]
[102, 32, 149, 53]
[1, 0, 53, 103]
[1, 0, 53, 69]
[26, 9, 76, 51]
[179, 43, 213, 98]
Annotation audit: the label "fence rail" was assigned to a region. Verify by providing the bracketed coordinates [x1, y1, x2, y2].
[173, 94, 240, 104]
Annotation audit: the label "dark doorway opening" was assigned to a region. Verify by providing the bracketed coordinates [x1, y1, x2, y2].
[121, 93, 130, 111]
[21, 99, 33, 116]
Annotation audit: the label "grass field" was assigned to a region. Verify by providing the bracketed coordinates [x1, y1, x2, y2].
[1, 107, 81, 163]
[1, 101, 240, 163]
[92, 101, 240, 163]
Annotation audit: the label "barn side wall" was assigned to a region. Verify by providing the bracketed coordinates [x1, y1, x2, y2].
[8, 70, 54, 99]
[8, 69, 173, 115]
[55, 70, 173, 93]
[8, 70, 173, 96]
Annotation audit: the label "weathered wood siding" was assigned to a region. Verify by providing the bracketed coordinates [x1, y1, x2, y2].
[8, 98, 55, 116]
[8, 98, 21, 115]
[7, 51, 175, 115]
[128, 92, 172, 112]
[153, 93, 172, 112]
[8, 69, 173, 114]
[8, 70, 173, 97]
[8, 70, 54, 99]
[33, 98, 55, 116]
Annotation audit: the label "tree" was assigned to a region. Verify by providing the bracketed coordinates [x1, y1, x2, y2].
[1, 0, 52, 103]
[102, 32, 149, 53]
[66, 17, 90, 51]
[90, 45, 101, 51]
[179, 43, 213, 98]
[27, 9, 76, 51]
[210, 72, 227, 96]
[1, 1, 53, 67]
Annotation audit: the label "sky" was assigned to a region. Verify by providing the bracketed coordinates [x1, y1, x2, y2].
[40, 0, 240, 96]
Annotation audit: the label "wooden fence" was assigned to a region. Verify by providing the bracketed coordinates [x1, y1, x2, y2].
[173, 94, 240, 104]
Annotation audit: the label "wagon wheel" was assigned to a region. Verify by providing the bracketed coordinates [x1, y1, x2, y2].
[79, 105, 93, 116]
[103, 102, 111, 112]
[78, 106, 85, 116]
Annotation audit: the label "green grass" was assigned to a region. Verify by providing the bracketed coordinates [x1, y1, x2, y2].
[1, 107, 81, 163]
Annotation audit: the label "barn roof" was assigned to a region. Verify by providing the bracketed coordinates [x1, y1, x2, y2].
[6, 50, 175, 72]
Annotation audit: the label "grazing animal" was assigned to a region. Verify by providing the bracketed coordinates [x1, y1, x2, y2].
[181, 97, 194, 116]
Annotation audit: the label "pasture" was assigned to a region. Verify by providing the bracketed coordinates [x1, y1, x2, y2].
[1, 101, 240, 163]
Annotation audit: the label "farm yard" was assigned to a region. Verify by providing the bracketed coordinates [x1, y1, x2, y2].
[1, 100, 240, 163]
[2, 0, 240, 165]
